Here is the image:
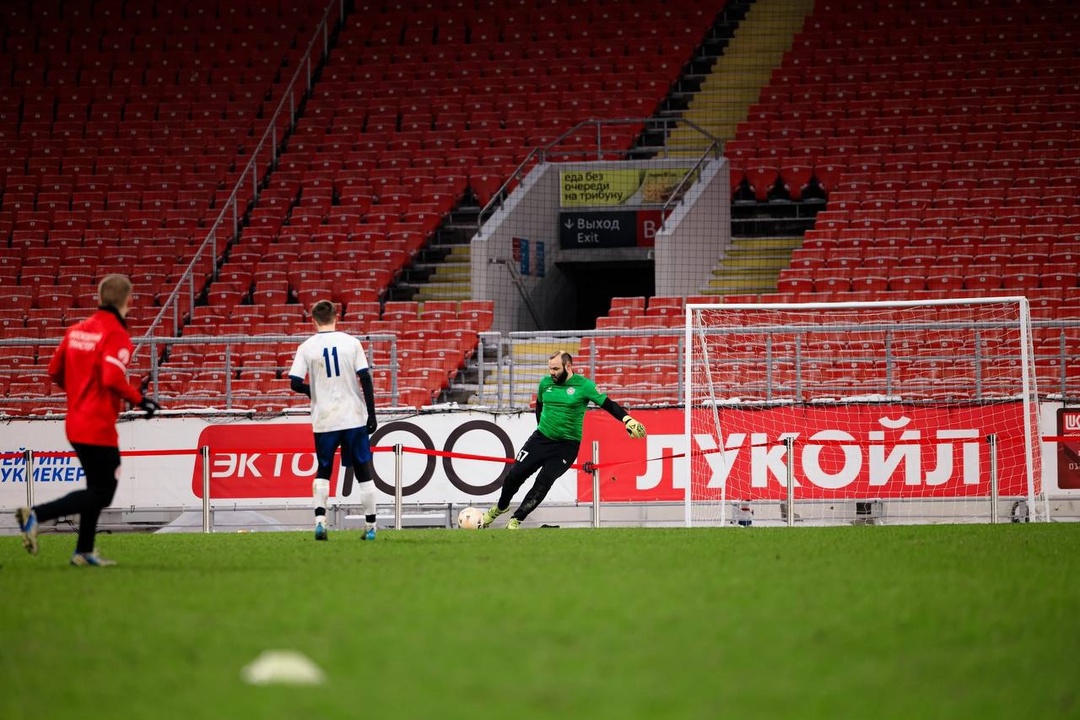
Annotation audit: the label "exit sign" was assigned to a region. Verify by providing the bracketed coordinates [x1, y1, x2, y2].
[558, 210, 663, 249]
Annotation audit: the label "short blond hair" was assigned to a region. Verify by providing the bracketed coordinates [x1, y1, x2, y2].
[97, 274, 132, 310]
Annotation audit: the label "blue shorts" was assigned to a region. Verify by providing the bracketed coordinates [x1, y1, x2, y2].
[313, 427, 372, 478]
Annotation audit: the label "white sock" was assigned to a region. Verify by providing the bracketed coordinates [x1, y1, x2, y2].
[359, 480, 376, 524]
[312, 478, 330, 511]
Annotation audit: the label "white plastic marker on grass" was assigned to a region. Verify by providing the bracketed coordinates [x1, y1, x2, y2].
[241, 650, 326, 686]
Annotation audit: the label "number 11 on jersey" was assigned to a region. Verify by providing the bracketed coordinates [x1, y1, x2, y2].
[323, 347, 340, 377]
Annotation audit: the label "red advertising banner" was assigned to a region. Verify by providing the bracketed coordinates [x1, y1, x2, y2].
[1057, 408, 1080, 490]
[188, 415, 558, 503]
[576, 404, 1032, 502]
[191, 407, 1032, 502]
[636, 209, 663, 247]
[192, 424, 324, 499]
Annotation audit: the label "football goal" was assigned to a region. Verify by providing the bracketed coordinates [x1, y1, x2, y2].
[683, 298, 1046, 527]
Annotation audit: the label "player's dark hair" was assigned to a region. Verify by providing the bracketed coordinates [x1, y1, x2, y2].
[311, 300, 337, 326]
[549, 350, 573, 365]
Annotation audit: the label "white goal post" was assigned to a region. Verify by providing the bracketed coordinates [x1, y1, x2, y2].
[683, 297, 1046, 527]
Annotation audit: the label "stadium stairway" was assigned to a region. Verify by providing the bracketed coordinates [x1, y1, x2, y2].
[634, 0, 751, 156]
[664, 0, 816, 154]
[469, 338, 581, 408]
[392, 201, 480, 304]
[703, 235, 804, 296]
[635, 0, 820, 300]
[411, 245, 473, 303]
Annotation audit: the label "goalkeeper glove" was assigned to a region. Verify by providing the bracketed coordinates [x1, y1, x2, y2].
[623, 415, 646, 439]
[366, 414, 378, 434]
[138, 396, 161, 419]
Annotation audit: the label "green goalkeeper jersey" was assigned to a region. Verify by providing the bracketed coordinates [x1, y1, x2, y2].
[536, 373, 607, 442]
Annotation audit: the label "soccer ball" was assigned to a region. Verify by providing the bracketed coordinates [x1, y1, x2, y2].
[457, 506, 484, 529]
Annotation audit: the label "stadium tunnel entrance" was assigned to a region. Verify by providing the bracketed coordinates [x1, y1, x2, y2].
[556, 260, 655, 331]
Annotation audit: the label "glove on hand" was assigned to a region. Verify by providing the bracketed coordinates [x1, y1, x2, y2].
[366, 415, 378, 434]
[138, 396, 161, 419]
[623, 416, 646, 439]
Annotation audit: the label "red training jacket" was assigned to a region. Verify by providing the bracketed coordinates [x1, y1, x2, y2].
[48, 307, 144, 447]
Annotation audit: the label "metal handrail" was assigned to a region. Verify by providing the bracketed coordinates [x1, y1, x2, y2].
[660, 140, 723, 222]
[475, 117, 724, 234]
[140, 0, 346, 344]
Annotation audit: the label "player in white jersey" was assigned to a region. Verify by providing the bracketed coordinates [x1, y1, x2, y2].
[289, 300, 379, 541]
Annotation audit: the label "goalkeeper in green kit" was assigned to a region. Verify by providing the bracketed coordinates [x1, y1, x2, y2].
[481, 350, 647, 529]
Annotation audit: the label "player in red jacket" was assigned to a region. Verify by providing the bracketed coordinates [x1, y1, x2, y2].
[14, 274, 160, 567]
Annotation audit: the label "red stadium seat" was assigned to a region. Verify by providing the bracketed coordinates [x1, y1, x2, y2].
[609, 297, 645, 317]
[744, 163, 780, 202]
[779, 163, 815, 201]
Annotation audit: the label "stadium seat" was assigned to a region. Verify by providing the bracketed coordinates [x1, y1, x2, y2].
[961, 269, 1002, 291]
[779, 163, 815, 201]
[744, 163, 780, 202]
[609, 297, 645, 317]
[383, 301, 421, 324]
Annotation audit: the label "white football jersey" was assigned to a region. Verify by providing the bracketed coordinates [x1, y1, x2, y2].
[288, 330, 370, 433]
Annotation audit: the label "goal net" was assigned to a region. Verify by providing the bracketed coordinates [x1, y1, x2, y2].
[684, 298, 1045, 527]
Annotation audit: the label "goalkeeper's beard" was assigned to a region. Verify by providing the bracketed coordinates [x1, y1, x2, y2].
[553, 369, 568, 384]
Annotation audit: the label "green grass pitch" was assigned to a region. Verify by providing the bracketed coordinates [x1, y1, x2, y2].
[2, 523, 1078, 719]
